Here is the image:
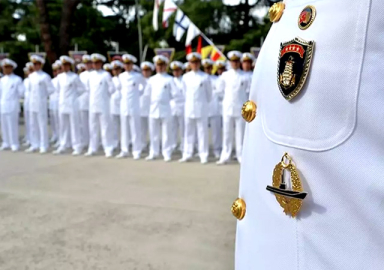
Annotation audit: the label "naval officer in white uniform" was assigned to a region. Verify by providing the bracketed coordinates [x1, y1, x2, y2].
[179, 53, 212, 164]
[144, 55, 177, 162]
[49, 61, 61, 145]
[53, 56, 85, 155]
[0, 59, 25, 151]
[234, 1, 384, 270]
[22, 62, 34, 147]
[25, 55, 55, 154]
[216, 51, 249, 165]
[115, 54, 146, 159]
[139, 61, 155, 152]
[110, 60, 123, 151]
[85, 53, 115, 158]
[78, 54, 92, 149]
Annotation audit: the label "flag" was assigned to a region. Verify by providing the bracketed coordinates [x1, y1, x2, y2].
[162, 0, 177, 28]
[173, 9, 190, 42]
[199, 36, 226, 74]
[185, 22, 200, 54]
[153, 0, 164, 31]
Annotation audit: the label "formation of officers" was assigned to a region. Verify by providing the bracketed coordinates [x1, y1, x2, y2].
[0, 50, 255, 164]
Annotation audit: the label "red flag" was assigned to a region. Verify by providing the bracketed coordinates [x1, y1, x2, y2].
[197, 36, 203, 53]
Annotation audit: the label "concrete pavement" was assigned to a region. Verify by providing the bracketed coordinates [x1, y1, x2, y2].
[0, 150, 239, 270]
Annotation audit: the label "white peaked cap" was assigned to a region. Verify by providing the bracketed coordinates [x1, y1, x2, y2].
[111, 60, 124, 69]
[26, 62, 34, 69]
[202, 59, 214, 67]
[227, 51, 242, 61]
[215, 60, 227, 68]
[140, 61, 155, 71]
[242, 52, 255, 62]
[103, 63, 112, 71]
[76, 63, 86, 70]
[54, 60, 62, 66]
[30, 54, 45, 64]
[133, 65, 141, 72]
[186, 52, 202, 61]
[122, 54, 137, 64]
[82, 54, 92, 63]
[91, 53, 106, 63]
[1, 58, 17, 69]
[170, 61, 184, 70]
[153, 55, 169, 65]
[184, 62, 191, 69]
[59, 55, 75, 65]
[52, 63, 60, 70]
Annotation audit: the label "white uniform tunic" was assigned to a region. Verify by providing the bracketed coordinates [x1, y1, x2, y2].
[117, 71, 146, 157]
[0, 74, 25, 150]
[110, 76, 121, 149]
[28, 70, 55, 151]
[79, 70, 91, 147]
[208, 75, 222, 158]
[181, 70, 212, 162]
[217, 68, 249, 163]
[144, 72, 177, 160]
[170, 76, 185, 151]
[140, 78, 150, 150]
[86, 69, 115, 155]
[49, 77, 60, 142]
[23, 77, 31, 143]
[56, 71, 85, 152]
[236, 1, 384, 270]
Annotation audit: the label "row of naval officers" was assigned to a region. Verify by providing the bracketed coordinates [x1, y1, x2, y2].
[0, 51, 254, 164]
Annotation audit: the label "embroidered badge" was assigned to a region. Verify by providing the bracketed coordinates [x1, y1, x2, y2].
[278, 37, 314, 100]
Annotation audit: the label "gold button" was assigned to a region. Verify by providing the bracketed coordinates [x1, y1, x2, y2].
[241, 100, 257, 123]
[231, 198, 246, 220]
[269, 2, 285, 23]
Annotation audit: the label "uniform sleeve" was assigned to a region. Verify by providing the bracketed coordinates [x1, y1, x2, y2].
[143, 78, 152, 98]
[205, 76, 212, 103]
[245, 73, 251, 94]
[106, 73, 115, 95]
[138, 75, 147, 96]
[216, 76, 225, 100]
[45, 75, 56, 95]
[75, 75, 85, 96]
[169, 78, 178, 99]
[17, 77, 25, 97]
[181, 75, 187, 95]
[115, 76, 122, 91]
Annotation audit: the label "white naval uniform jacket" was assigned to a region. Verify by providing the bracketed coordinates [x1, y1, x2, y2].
[49, 77, 59, 111]
[56, 71, 85, 114]
[28, 70, 55, 113]
[182, 70, 212, 119]
[118, 71, 146, 117]
[170, 76, 185, 117]
[23, 78, 30, 112]
[78, 71, 91, 111]
[87, 70, 115, 114]
[0, 74, 24, 114]
[236, 1, 384, 270]
[140, 78, 150, 117]
[144, 73, 177, 119]
[208, 75, 221, 117]
[110, 76, 121, 115]
[217, 69, 249, 118]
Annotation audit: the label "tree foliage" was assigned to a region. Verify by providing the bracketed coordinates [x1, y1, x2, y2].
[0, 0, 273, 75]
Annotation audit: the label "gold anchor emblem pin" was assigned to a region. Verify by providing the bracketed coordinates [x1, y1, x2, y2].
[266, 153, 307, 218]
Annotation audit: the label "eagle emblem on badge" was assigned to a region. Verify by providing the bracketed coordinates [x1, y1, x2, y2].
[278, 37, 315, 100]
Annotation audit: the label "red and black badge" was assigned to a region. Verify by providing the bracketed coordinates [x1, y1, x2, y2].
[298, 5, 316, 30]
[277, 37, 314, 101]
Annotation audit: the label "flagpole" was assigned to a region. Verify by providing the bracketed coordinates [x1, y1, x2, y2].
[136, 0, 143, 62]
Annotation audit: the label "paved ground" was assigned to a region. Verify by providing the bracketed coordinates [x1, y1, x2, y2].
[0, 147, 239, 270]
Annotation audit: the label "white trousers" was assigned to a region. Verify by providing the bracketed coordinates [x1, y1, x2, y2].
[209, 116, 222, 157]
[141, 117, 148, 150]
[1, 112, 19, 150]
[111, 114, 120, 149]
[59, 112, 82, 151]
[88, 112, 112, 154]
[220, 116, 244, 162]
[30, 111, 49, 150]
[49, 109, 59, 141]
[171, 115, 184, 151]
[79, 110, 89, 148]
[24, 109, 30, 143]
[149, 117, 172, 159]
[183, 117, 209, 160]
[120, 115, 141, 156]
